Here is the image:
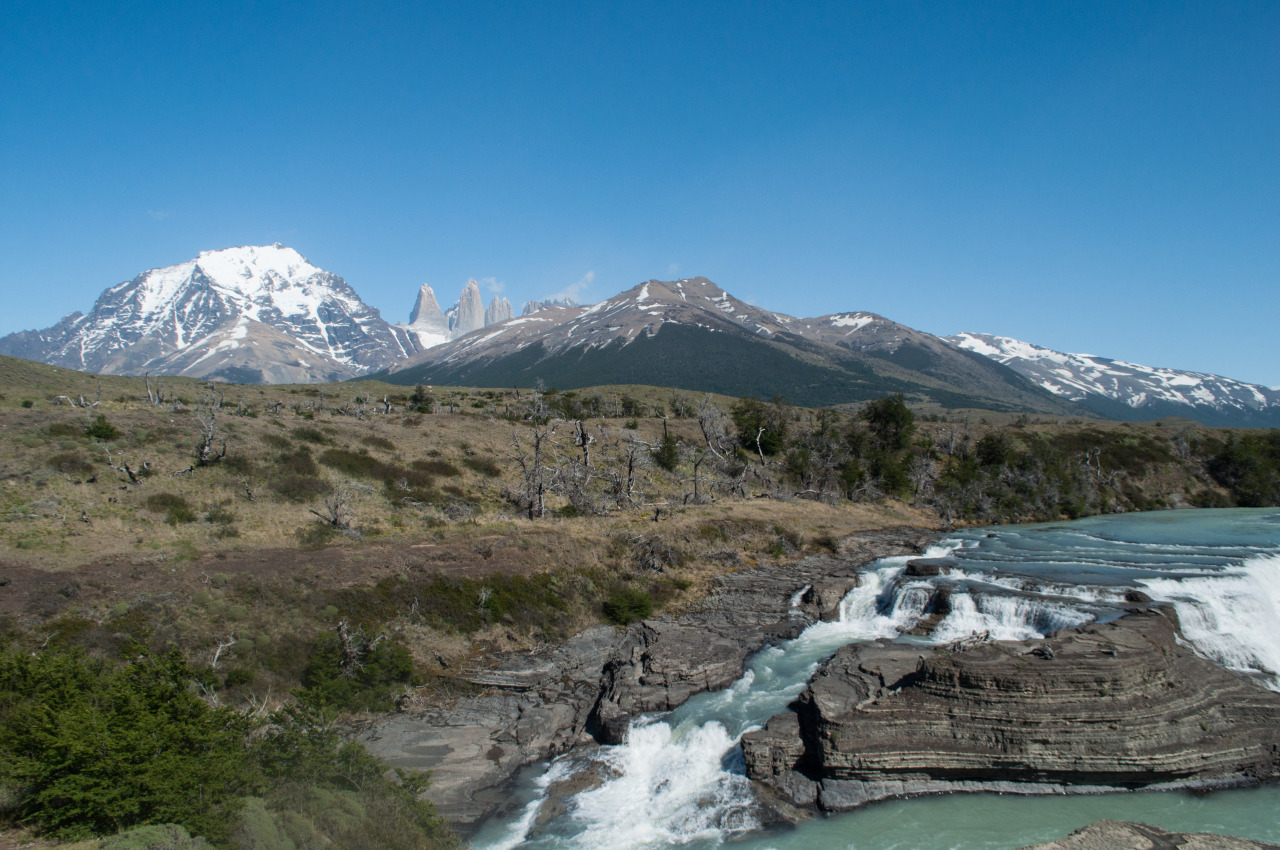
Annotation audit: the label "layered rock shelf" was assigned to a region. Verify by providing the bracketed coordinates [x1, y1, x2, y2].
[743, 606, 1280, 811]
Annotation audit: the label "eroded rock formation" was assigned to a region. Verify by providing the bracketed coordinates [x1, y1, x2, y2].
[743, 606, 1280, 810]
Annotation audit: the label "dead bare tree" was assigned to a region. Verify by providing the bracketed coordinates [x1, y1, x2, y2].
[211, 635, 237, 669]
[102, 447, 143, 485]
[696, 396, 732, 460]
[512, 421, 557, 519]
[573, 419, 594, 468]
[510, 384, 560, 519]
[335, 619, 383, 678]
[193, 407, 225, 468]
[683, 444, 716, 504]
[310, 485, 355, 528]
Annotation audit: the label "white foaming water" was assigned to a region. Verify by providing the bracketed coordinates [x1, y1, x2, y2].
[932, 593, 1094, 643]
[483, 760, 574, 850]
[567, 720, 755, 849]
[1141, 553, 1280, 691]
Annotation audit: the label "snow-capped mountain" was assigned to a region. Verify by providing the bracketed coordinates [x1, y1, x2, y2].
[949, 332, 1280, 426]
[0, 245, 421, 383]
[380, 277, 1082, 414]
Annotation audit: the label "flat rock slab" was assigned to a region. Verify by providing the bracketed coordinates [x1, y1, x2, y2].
[1020, 820, 1280, 850]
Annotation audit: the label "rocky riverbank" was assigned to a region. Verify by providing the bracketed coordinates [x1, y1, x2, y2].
[742, 604, 1280, 810]
[359, 528, 938, 830]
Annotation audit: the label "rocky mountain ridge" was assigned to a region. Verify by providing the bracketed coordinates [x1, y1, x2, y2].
[379, 276, 1085, 414]
[950, 332, 1280, 426]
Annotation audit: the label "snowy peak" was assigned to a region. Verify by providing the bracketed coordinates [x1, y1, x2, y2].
[949, 332, 1280, 422]
[0, 245, 421, 383]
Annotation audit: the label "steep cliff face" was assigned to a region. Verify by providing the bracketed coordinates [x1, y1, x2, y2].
[448, 279, 485, 338]
[743, 607, 1280, 810]
[484, 295, 513, 326]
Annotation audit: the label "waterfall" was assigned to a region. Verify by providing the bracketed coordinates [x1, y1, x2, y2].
[1141, 552, 1280, 690]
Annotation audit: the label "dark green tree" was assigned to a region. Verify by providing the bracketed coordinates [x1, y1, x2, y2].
[858, 394, 915, 452]
[652, 421, 679, 472]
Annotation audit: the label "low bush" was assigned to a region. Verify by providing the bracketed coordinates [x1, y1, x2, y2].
[361, 435, 397, 452]
[293, 427, 330, 445]
[48, 451, 94, 475]
[602, 587, 653, 625]
[84, 414, 120, 441]
[145, 493, 196, 525]
[461, 456, 502, 477]
[412, 458, 461, 477]
[272, 475, 332, 503]
[276, 447, 320, 477]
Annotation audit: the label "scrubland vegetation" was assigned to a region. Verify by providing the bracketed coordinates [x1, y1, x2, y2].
[0, 355, 1276, 847]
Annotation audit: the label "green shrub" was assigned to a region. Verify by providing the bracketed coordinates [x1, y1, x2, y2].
[145, 493, 196, 525]
[48, 451, 94, 475]
[293, 427, 330, 444]
[652, 428, 679, 472]
[461, 456, 502, 477]
[361, 435, 397, 452]
[0, 648, 250, 843]
[298, 633, 414, 713]
[85, 414, 121, 441]
[602, 587, 653, 625]
[412, 458, 461, 477]
[273, 475, 332, 503]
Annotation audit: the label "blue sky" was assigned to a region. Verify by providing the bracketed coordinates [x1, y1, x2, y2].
[2, 1, 1277, 386]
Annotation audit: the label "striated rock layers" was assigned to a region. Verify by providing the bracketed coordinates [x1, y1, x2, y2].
[1019, 820, 1280, 850]
[743, 606, 1280, 811]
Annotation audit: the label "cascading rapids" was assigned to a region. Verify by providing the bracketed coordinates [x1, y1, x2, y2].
[473, 512, 1280, 850]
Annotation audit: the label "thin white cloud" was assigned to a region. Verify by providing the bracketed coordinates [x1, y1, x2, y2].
[480, 276, 505, 294]
[147, 209, 172, 221]
[551, 270, 594, 303]
[667, 262, 680, 277]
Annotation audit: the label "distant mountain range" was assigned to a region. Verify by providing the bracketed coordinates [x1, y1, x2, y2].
[948, 333, 1280, 427]
[375, 277, 1084, 414]
[3, 245, 1276, 426]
